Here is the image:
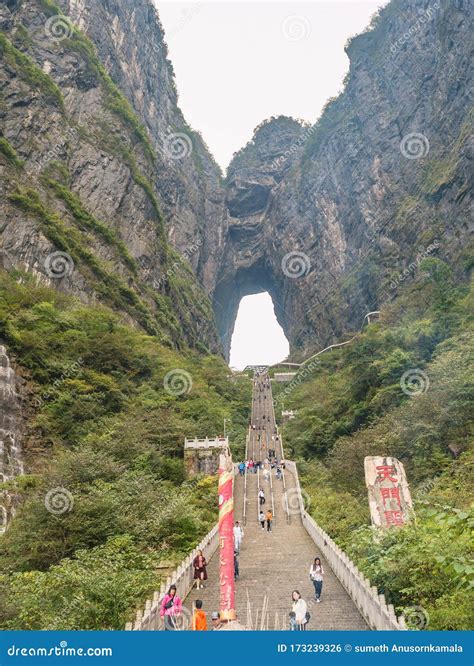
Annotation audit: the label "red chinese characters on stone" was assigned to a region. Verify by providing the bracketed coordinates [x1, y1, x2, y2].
[376, 465, 405, 527]
[376, 465, 398, 483]
[380, 486, 401, 507]
[365, 456, 413, 529]
[383, 510, 405, 526]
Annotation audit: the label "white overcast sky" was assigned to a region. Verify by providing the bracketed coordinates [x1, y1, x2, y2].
[156, 0, 387, 368]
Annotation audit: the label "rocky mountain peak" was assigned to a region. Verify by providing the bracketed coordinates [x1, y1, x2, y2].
[0, 0, 471, 363]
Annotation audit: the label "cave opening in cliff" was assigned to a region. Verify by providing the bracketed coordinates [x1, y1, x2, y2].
[229, 292, 289, 371]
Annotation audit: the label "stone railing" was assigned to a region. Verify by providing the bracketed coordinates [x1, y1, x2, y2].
[126, 524, 219, 630]
[285, 460, 406, 631]
[243, 431, 249, 525]
[184, 436, 228, 449]
[275, 426, 290, 523]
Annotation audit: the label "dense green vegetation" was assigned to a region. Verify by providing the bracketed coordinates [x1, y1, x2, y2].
[277, 261, 473, 629]
[0, 271, 250, 629]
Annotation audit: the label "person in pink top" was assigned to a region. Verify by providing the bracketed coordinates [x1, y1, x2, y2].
[160, 584, 183, 630]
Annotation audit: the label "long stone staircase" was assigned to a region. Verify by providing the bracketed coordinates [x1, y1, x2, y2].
[186, 465, 368, 629]
[129, 370, 405, 631]
[185, 373, 368, 630]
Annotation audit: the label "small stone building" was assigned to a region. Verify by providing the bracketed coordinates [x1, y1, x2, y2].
[184, 437, 228, 477]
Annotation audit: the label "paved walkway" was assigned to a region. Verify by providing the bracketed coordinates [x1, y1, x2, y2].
[185, 373, 368, 630]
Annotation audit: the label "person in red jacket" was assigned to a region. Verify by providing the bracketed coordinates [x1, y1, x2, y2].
[193, 549, 208, 590]
[159, 585, 183, 630]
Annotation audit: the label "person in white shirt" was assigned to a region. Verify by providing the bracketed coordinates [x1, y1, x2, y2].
[258, 510, 265, 530]
[258, 488, 265, 505]
[290, 590, 308, 630]
[309, 557, 325, 602]
[233, 521, 244, 552]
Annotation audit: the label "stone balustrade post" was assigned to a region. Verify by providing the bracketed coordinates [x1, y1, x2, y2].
[133, 609, 143, 631]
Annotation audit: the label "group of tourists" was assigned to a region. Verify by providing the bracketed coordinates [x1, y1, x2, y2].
[159, 590, 224, 631]
[238, 457, 284, 478]
[254, 379, 270, 392]
[159, 554, 325, 631]
[159, 367, 327, 632]
[258, 508, 273, 532]
[238, 458, 260, 474]
[193, 606, 241, 631]
[267, 442, 280, 457]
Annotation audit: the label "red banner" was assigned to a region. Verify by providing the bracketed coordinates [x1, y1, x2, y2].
[218, 451, 236, 620]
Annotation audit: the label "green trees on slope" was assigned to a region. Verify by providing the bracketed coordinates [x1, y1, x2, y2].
[281, 265, 473, 629]
[0, 271, 250, 629]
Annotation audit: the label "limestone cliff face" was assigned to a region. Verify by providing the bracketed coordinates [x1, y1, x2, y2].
[60, 0, 226, 294]
[0, 0, 472, 362]
[215, 0, 472, 359]
[0, 0, 222, 353]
